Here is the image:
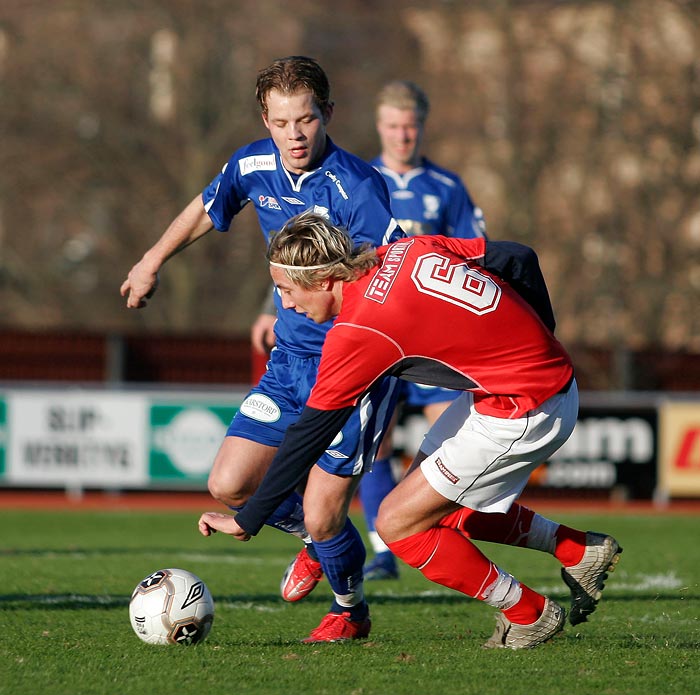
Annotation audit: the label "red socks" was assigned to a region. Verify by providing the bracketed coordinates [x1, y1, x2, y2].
[387, 527, 493, 597]
[439, 503, 587, 567]
[385, 503, 591, 626]
[553, 525, 587, 566]
[503, 584, 545, 624]
[440, 504, 536, 546]
[387, 526, 544, 624]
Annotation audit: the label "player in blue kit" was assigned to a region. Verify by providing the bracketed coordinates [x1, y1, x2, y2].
[370, 81, 485, 240]
[120, 56, 403, 642]
[359, 80, 487, 580]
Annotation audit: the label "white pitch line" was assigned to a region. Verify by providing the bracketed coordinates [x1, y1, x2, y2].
[537, 571, 686, 594]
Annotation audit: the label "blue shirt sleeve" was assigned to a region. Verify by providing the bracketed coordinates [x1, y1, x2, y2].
[201, 158, 249, 232]
[446, 179, 487, 239]
[341, 170, 404, 247]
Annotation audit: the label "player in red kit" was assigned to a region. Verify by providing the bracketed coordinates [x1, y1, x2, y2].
[199, 211, 622, 649]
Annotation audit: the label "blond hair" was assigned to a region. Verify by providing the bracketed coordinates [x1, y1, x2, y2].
[267, 211, 379, 288]
[375, 80, 430, 123]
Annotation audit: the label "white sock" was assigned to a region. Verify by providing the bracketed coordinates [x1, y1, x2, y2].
[526, 514, 559, 555]
[333, 586, 365, 609]
[479, 566, 523, 610]
[368, 530, 390, 554]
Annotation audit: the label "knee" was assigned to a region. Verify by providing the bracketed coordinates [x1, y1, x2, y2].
[375, 503, 400, 544]
[304, 508, 345, 543]
[207, 471, 250, 509]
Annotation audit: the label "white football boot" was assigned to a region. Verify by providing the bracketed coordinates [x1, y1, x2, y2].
[562, 531, 622, 625]
[483, 597, 566, 650]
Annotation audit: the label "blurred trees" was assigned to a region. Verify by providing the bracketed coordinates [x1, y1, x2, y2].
[0, 0, 698, 358]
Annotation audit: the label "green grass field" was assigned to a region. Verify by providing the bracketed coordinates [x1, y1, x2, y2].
[1, 505, 698, 695]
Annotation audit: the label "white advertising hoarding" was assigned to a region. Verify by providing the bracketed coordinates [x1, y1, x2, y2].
[7, 391, 148, 487]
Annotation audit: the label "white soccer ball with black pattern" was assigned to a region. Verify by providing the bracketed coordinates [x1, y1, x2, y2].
[129, 568, 215, 645]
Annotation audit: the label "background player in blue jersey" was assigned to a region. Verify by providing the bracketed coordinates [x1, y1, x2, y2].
[120, 56, 403, 642]
[359, 80, 487, 580]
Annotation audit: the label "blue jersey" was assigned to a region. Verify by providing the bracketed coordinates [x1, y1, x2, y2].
[203, 137, 402, 357]
[369, 156, 485, 239]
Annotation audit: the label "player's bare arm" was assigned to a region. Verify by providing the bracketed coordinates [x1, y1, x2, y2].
[250, 313, 277, 354]
[250, 286, 278, 354]
[120, 194, 214, 308]
[198, 512, 251, 542]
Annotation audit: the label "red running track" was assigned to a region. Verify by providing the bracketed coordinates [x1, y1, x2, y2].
[0, 489, 699, 515]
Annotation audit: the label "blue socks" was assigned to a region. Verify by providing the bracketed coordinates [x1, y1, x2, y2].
[358, 457, 395, 534]
[358, 457, 396, 556]
[314, 518, 368, 618]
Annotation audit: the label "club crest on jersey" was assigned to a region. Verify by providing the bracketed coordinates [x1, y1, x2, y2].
[258, 195, 281, 210]
[313, 205, 329, 218]
[365, 238, 414, 304]
[423, 194, 440, 220]
[398, 219, 432, 236]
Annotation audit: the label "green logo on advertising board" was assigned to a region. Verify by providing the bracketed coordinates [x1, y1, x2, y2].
[149, 404, 238, 482]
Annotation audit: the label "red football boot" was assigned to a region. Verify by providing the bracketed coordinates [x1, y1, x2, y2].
[302, 611, 371, 643]
[280, 547, 323, 602]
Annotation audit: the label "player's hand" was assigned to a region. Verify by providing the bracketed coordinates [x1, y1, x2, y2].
[198, 512, 251, 542]
[120, 260, 160, 309]
[251, 313, 277, 354]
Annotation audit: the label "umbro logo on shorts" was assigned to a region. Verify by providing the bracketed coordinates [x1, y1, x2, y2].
[324, 450, 349, 459]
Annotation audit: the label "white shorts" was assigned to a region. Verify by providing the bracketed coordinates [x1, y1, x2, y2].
[419, 380, 579, 513]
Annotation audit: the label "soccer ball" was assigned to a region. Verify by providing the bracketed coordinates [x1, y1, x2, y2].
[129, 568, 215, 645]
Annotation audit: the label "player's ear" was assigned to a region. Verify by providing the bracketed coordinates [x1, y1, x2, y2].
[261, 111, 271, 130]
[322, 101, 334, 126]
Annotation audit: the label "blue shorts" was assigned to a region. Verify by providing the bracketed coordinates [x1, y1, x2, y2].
[401, 382, 461, 408]
[227, 348, 400, 476]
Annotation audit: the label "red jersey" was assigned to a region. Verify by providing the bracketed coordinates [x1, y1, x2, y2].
[234, 236, 574, 536]
[308, 236, 573, 419]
